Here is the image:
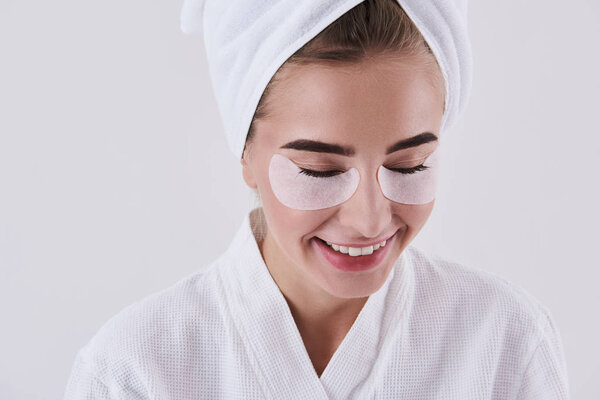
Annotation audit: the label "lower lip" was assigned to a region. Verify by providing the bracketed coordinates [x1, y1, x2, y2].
[312, 232, 396, 273]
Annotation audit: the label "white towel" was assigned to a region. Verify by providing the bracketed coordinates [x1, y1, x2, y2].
[180, 0, 472, 160]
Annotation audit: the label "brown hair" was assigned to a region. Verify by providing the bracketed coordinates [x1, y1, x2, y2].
[243, 0, 445, 158]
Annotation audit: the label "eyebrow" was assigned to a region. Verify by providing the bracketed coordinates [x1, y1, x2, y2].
[279, 132, 438, 156]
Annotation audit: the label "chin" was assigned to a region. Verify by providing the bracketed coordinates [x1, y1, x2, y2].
[320, 262, 394, 299]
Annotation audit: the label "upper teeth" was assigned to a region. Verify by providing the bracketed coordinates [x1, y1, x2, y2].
[325, 239, 387, 256]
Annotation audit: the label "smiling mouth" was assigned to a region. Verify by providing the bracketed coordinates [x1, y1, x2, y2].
[314, 229, 397, 249]
[312, 231, 398, 272]
[314, 236, 389, 256]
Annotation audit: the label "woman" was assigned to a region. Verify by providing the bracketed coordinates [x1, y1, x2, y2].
[64, 0, 570, 398]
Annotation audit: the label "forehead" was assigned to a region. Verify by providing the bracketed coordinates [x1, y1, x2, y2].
[260, 56, 445, 147]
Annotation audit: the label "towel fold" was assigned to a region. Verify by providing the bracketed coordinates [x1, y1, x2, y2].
[181, 0, 472, 159]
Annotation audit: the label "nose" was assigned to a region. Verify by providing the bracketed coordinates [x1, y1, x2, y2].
[336, 168, 392, 239]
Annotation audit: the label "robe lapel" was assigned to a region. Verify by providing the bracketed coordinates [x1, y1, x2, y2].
[219, 211, 328, 399]
[319, 252, 414, 400]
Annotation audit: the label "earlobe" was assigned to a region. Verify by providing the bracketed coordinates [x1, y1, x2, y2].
[241, 153, 257, 189]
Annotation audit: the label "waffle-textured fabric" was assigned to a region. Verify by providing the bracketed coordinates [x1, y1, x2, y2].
[179, 0, 473, 160]
[64, 207, 570, 399]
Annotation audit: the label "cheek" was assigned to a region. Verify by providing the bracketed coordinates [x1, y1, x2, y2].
[255, 167, 331, 242]
[392, 201, 435, 232]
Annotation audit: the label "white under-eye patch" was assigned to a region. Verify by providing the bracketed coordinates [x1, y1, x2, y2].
[268, 154, 360, 210]
[377, 148, 440, 205]
[268, 149, 440, 210]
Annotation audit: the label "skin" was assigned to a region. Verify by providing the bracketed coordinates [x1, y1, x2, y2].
[241, 54, 445, 377]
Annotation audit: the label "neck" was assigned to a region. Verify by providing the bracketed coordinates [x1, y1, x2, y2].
[258, 228, 370, 376]
[259, 230, 368, 330]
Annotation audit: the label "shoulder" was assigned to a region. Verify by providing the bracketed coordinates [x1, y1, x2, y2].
[403, 244, 553, 343]
[72, 257, 230, 390]
[95, 258, 224, 342]
[396, 246, 569, 394]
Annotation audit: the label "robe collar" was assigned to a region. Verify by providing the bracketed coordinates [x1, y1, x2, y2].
[218, 207, 415, 400]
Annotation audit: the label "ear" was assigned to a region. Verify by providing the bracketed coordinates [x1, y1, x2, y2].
[240, 150, 257, 189]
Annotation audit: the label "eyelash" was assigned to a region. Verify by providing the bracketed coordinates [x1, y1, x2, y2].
[298, 164, 429, 178]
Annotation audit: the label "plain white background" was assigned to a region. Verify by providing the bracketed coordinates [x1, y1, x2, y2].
[1, 0, 598, 398]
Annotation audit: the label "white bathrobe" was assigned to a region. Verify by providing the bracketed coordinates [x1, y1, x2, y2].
[64, 207, 570, 399]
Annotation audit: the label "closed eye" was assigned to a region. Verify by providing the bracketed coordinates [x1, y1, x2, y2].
[298, 168, 344, 178]
[387, 164, 429, 175]
[298, 164, 429, 178]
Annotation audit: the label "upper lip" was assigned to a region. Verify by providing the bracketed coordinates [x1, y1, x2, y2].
[317, 231, 397, 248]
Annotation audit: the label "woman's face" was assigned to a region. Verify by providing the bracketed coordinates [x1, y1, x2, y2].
[242, 55, 445, 299]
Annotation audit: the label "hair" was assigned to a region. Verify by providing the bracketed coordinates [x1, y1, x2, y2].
[244, 0, 446, 208]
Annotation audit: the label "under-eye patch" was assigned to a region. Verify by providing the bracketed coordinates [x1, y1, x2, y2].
[268, 154, 360, 210]
[268, 149, 440, 210]
[377, 148, 440, 205]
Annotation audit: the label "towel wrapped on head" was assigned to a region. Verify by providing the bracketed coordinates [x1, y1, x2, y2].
[180, 0, 472, 160]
